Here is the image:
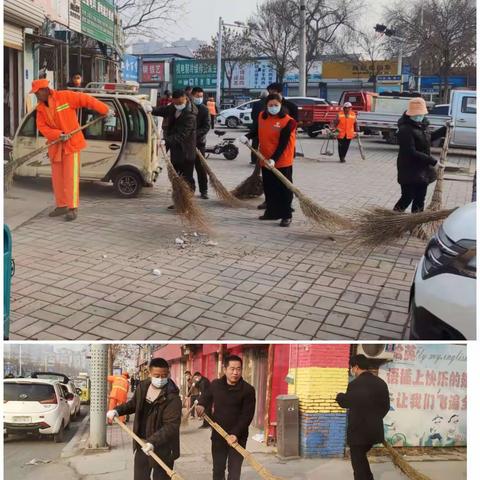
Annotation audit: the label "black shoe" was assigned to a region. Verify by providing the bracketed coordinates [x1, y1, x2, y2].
[259, 214, 280, 220]
[49, 206, 68, 217]
[340, 157, 346, 163]
[65, 209, 78, 221]
[167, 205, 175, 210]
[200, 192, 209, 199]
[257, 202, 267, 210]
[280, 218, 292, 227]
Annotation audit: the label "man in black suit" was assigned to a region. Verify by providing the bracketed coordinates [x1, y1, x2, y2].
[336, 354, 390, 480]
[192, 371, 211, 428]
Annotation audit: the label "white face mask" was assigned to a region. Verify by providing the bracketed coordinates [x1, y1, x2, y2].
[193, 97, 203, 105]
[268, 105, 281, 115]
[151, 377, 168, 388]
[175, 103, 186, 111]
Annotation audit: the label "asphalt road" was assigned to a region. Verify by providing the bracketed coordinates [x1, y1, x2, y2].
[4, 406, 87, 480]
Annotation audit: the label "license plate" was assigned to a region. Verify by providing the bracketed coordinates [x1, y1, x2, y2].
[13, 416, 31, 423]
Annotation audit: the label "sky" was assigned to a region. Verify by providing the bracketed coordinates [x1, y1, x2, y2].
[170, 0, 392, 43]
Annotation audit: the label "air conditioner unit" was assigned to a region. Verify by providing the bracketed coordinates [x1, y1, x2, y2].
[356, 344, 394, 360]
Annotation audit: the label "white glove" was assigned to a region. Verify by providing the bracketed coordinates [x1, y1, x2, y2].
[106, 410, 118, 420]
[144, 104, 153, 113]
[266, 159, 275, 168]
[59, 133, 70, 142]
[142, 442, 154, 455]
[238, 135, 249, 145]
[106, 108, 116, 118]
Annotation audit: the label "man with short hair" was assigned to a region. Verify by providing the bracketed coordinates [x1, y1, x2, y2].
[192, 371, 211, 428]
[196, 355, 256, 480]
[191, 86, 210, 199]
[336, 354, 390, 480]
[67, 73, 83, 88]
[31, 78, 112, 221]
[152, 90, 197, 206]
[107, 358, 182, 480]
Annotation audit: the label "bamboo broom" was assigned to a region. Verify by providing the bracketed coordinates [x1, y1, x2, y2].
[246, 143, 352, 231]
[231, 161, 264, 199]
[203, 414, 285, 480]
[196, 148, 250, 208]
[382, 442, 433, 480]
[114, 418, 186, 480]
[159, 144, 211, 233]
[412, 122, 453, 240]
[4, 115, 106, 192]
[357, 134, 366, 161]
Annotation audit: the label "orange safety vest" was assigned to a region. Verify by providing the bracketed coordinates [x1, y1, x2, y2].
[258, 113, 296, 168]
[337, 111, 357, 140]
[207, 100, 217, 116]
[36, 89, 109, 160]
[108, 375, 129, 402]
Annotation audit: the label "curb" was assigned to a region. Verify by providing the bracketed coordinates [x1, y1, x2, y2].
[61, 414, 90, 458]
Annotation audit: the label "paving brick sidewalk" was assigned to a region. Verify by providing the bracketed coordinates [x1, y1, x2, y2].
[7, 135, 474, 340]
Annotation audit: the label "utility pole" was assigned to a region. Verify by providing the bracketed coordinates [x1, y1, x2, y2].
[417, 3, 424, 92]
[89, 344, 108, 450]
[216, 17, 223, 108]
[298, 0, 307, 96]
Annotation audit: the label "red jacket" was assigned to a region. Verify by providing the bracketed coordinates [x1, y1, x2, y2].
[36, 89, 109, 159]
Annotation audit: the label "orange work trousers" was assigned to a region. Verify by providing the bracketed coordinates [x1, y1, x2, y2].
[50, 151, 80, 209]
[108, 397, 126, 424]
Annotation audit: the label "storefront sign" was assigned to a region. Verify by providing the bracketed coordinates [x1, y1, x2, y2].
[173, 60, 217, 89]
[81, 0, 114, 45]
[323, 60, 398, 79]
[285, 61, 322, 83]
[69, 0, 82, 32]
[141, 61, 165, 82]
[379, 344, 467, 447]
[250, 59, 276, 89]
[122, 55, 139, 81]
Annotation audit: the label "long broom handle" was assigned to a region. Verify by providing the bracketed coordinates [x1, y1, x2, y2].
[357, 134, 366, 160]
[113, 417, 185, 480]
[11, 114, 107, 167]
[203, 414, 282, 480]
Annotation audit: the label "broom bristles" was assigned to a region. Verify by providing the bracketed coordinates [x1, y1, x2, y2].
[231, 163, 264, 199]
[383, 442, 433, 480]
[353, 207, 456, 246]
[196, 150, 249, 208]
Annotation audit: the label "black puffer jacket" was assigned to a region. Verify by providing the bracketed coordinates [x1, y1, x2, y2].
[396, 113, 446, 185]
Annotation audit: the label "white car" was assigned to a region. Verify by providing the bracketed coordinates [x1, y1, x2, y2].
[4, 378, 72, 442]
[408, 202, 476, 340]
[216, 97, 329, 128]
[31, 372, 81, 419]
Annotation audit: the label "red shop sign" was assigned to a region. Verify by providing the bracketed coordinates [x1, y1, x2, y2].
[142, 62, 165, 82]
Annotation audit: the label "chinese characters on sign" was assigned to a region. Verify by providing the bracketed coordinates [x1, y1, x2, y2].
[380, 345, 467, 447]
[122, 55, 139, 82]
[141, 62, 165, 82]
[173, 60, 217, 89]
[81, 0, 115, 45]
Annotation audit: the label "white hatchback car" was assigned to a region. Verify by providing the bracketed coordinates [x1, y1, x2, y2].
[408, 202, 476, 340]
[4, 378, 72, 442]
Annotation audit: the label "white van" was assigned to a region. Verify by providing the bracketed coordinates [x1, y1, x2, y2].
[12, 83, 161, 197]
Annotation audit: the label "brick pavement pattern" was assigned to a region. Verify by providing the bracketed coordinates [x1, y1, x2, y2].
[8, 135, 474, 340]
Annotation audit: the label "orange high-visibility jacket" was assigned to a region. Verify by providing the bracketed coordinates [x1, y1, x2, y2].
[107, 375, 129, 403]
[207, 100, 217, 116]
[36, 89, 109, 159]
[337, 111, 357, 140]
[258, 113, 296, 168]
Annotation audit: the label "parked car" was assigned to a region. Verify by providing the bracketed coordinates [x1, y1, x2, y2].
[31, 372, 81, 419]
[216, 97, 328, 128]
[4, 378, 72, 442]
[11, 82, 161, 197]
[429, 104, 450, 115]
[408, 202, 476, 340]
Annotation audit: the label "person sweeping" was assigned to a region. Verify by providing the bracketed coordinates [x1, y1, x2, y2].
[239, 93, 297, 227]
[393, 97, 447, 213]
[195, 355, 256, 480]
[107, 371, 130, 424]
[331, 101, 358, 163]
[31, 78, 112, 221]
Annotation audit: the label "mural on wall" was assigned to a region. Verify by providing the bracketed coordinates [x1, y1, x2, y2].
[379, 344, 467, 447]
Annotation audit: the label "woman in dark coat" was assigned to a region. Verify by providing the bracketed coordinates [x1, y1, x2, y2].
[394, 97, 447, 212]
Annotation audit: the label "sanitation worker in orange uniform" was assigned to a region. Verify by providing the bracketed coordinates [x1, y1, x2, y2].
[241, 93, 297, 228]
[108, 372, 130, 424]
[332, 101, 359, 163]
[30, 78, 112, 221]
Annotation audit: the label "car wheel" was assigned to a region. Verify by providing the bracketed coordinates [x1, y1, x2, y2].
[114, 170, 143, 198]
[53, 423, 65, 443]
[223, 145, 239, 160]
[226, 117, 239, 128]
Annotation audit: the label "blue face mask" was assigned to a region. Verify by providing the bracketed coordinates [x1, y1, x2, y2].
[175, 103, 186, 111]
[411, 115, 424, 122]
[193, 97, 203, 106]
[268, 105, 281, 115]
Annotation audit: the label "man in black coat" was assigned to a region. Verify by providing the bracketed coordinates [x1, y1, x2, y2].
[394, 98, 447, 212]
[267, 82, 299, 121]
[336, 354, 390, 480]
[191, 87, 211, 199]
[196, 355, 256, 480]
[107, 358, 182, 480]
[152, 90, 197, 207]
[248, 91, 268, 165]
[192, 371, 211, 428]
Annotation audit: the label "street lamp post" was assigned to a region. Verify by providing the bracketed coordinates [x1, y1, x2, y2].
[216, 17, 223, 108]
[298, 0, 307, 96]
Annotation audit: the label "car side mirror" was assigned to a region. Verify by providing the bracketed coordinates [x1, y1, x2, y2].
[66, 393, 74, 400]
